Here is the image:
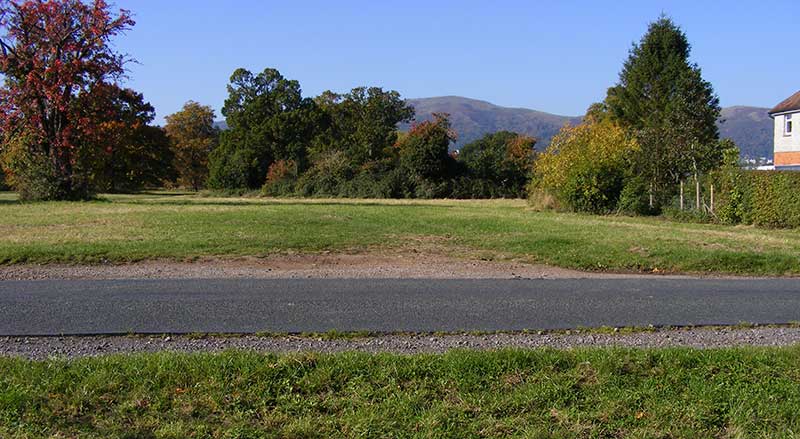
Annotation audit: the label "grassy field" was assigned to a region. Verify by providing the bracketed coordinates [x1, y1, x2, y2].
[2, 348, 800, 438]
[1, 191, 799, 275]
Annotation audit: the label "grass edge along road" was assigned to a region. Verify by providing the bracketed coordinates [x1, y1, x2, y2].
[1, 192, 800, 276]
[2, 348, 800, 437]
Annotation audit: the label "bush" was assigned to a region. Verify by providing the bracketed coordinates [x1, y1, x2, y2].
[617, 176, 653, 215]
[1, 134, 91, 201]
[532, 120, 639, 214]
[294, 151, 352, 197]
[662, 206, 713, 224]
[261, 160, 297, 196]
[207, 144, 260, 190]
[747, 171, 800, 228]
[710, 160, 751, 225]
[412, 178, 451, 199]
[457, 132, 536, 198]
[711, 170, 800, 229]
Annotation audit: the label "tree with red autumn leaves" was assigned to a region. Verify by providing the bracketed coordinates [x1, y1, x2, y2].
[0, 0, 134, 200]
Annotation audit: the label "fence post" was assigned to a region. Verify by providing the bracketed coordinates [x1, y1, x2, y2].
[695, 174, 701, 212]
[680, 180, 684, 210]
[710, 184, 715, 214]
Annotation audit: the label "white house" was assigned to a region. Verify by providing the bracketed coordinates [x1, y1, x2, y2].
[769, 90, 800, 170]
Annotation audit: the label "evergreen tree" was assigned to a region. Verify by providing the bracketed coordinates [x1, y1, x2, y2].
[605, 16, 721, 209]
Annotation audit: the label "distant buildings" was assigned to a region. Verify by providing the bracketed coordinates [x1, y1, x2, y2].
[769, 90, 800, 170]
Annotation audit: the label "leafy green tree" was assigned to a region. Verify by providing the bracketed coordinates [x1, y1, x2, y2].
[76, 84, 174, 193]
[605, 16, 721, 208]
[165, 101, 218, 191]
[457, 131, 536, 197]
[312, 87, 414, 166]
[208, 68, 322, 189]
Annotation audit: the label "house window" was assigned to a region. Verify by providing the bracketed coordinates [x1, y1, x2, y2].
[787, 114, 793, 136]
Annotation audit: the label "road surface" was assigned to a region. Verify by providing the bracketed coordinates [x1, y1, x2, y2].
[1, 278, 799, 335]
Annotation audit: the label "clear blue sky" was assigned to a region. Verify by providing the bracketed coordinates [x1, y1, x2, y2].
[113, 0, 799, 124]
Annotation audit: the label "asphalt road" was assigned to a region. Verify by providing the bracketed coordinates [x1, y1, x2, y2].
[1, 278, 800, 336]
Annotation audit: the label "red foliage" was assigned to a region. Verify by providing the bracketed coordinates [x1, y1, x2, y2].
[0, 0, 134, 191]
[265, 159, 296, 184]
[406, 113, 458, 142]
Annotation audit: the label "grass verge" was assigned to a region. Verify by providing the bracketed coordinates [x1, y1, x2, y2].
[1, 191, 800, 275]
[2, 348, 800, 437]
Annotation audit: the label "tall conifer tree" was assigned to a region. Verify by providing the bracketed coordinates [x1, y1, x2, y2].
[606, 16, 721, 208]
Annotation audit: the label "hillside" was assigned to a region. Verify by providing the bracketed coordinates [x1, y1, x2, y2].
[213, 97, 774, 159]
[407, 97, 773, 158]
[406, 96, 582, 150]
[718, 106, 773, 159]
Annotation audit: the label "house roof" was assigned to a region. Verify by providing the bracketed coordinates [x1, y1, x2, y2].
[769, 90, 800, 115]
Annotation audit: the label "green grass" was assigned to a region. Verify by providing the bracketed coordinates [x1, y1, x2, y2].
[2, 348, 800, 437]
[1, 191, 800, 275]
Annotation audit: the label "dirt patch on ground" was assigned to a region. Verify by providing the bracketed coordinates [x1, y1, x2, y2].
[0, 252, 680, 281]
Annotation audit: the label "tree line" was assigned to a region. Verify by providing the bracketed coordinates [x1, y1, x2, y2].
[196, 68, 534, 198]
[0, 0, 535, 201]
[0, 1, 736, 212]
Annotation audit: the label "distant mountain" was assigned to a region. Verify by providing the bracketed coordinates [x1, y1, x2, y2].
[718, 106, 773, 159]
[406, 96, 582, 150]
[407, 97, 774, 159]
[213, 97, 774, 159]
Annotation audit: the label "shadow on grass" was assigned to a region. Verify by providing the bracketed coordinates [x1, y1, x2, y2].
[134, 191, 196, 197]
[112, 197, 457, 209]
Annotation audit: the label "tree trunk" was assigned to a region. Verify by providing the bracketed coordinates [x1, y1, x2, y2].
[680, 180, 684, 210]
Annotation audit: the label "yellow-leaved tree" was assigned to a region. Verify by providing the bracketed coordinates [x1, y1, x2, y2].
[531, 118, 640, 214]
[165, 102, 218, 191]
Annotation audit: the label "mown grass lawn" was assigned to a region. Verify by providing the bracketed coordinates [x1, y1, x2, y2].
[2, 348, 800, 438]
[0, 191, 799, 275]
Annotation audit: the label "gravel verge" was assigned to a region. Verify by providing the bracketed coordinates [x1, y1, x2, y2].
[0, 254, 608, 280]
[0, 253, 755, 281]
[3, 327, 799, 360]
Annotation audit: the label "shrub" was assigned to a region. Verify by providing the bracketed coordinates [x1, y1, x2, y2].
[294, 151, 352, 197]
[413, 178, 451, 199]
[261, 160, 297, 196]
[662, 206, 713, 224]
[1, 132, 91, 201]
[710, 153, 751, 225]
[617, 176, 653, 215]
[207, 143, 259, 190]
[710, 169, 800, 229]
[747, 171, 800, 228]
[532, 120, 639, 214]
[457, 131, 536, 198]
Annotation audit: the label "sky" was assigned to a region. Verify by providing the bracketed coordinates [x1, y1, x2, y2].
[113, 0, 799, 124]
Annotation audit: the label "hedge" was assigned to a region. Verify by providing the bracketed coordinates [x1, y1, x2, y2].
[713, 170, 800, 229]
